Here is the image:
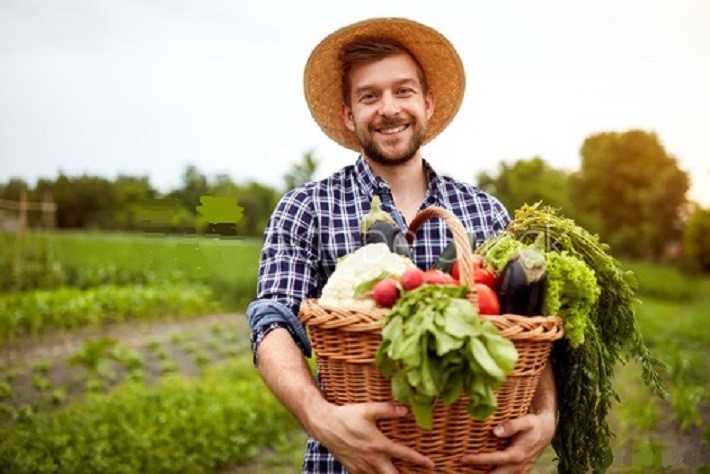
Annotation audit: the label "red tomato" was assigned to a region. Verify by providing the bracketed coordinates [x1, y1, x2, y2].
[475, 283, 500, 315]
[451, 256, 498, 288]
[475, 267, 498, 288]
[423, 269, 456, 285]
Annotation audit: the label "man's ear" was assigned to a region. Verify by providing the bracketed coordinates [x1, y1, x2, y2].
[425, 90, 435, 121]
[341, 103, 355, 131]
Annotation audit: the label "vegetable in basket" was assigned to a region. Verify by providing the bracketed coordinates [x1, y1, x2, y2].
[375, 284, 518, 429]
[318, 243, 414, 310]
[496, 245, 547, 316]
[360, 195, 410, 257]
[476, 203, 667, 474]
[478, 236, 597, 347]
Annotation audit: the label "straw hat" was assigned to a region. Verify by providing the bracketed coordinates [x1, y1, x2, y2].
[303, 17, 466, 151]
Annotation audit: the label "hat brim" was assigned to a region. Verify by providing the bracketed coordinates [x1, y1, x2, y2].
[303, 17, 466, 151]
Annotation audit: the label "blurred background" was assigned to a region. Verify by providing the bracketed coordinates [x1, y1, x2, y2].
[1, 1, 708, 472]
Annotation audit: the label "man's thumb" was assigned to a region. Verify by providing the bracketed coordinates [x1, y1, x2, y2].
[365, 402, 409, 421]
[493, 415, 533, 438]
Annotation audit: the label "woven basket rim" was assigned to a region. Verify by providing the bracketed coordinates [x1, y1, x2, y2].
[300, 298, 564, 341]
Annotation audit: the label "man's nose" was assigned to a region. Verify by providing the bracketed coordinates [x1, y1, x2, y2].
[378, 92, 400, 116]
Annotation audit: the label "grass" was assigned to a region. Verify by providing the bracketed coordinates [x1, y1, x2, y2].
[5, 230, 263, 311]
[622, 260, 695, 301]
[606, 271, 709, 471]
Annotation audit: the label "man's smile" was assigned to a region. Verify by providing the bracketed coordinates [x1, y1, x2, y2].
[376, 123, 410, 136]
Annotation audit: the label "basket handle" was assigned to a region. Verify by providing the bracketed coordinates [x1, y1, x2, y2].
[406, 207, 475, 290]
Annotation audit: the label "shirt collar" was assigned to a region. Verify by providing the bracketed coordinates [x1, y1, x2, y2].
[422, 158, 444, 205]
[354, 155, 444, 203]
[354, 155, 389, 196]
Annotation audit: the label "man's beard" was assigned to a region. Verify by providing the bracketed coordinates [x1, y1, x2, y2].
[356, 119, 426, 167]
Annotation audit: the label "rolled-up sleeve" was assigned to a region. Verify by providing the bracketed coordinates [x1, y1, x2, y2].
[247, 187, 321, 362]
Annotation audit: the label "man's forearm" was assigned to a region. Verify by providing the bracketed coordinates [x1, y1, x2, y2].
[256, 327, 328, 434]
[531, 361, 557, 417]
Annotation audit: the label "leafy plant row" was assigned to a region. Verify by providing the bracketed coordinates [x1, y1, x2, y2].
[0, 357, 302, 473]
[0, 283, 222, 345]
[0, 238, 159, 292]
[1, 231, 262, 311]
[1, 323, 249, 419]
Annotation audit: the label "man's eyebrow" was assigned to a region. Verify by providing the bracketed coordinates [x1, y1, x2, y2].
[353, 78, 419, 96]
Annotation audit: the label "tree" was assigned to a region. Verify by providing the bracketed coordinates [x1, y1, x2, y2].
[476, 157, 571, 216]
[110, 175, 157, 230]
[0, 178, 30, 201]
[572, 130, 689, 259]
[234, 181, 280, 237]
[682, 207, 710, 273]
[284, 150, 319, 192]
[170, 165, 209, 211]
[36, 174, 119, 228]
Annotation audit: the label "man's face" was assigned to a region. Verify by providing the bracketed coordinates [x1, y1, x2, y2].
[341, 53, 435, 166]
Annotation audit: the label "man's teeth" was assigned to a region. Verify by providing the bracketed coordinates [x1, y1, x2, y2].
[380, 125, 406, 134]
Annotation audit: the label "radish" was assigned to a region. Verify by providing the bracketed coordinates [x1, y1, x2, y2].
[371, 278, 401, 307]
[400, 267, 426, 291]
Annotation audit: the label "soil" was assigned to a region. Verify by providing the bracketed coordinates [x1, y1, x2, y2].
[0, 314, 251, 412]
[0, 313, 250, 368]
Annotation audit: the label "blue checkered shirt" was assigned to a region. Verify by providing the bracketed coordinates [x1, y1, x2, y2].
[247, 156, 509, 473]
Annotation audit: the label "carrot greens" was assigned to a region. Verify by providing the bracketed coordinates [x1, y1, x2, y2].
[479, 203, 666, 473]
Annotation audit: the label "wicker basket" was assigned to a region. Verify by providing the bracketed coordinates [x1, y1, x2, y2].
[299, 207, 564, 473]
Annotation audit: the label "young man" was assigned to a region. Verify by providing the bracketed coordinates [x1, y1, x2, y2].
[248, 17, 557, 473]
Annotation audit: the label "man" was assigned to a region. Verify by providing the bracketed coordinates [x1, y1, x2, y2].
[248, 17, 556, 473]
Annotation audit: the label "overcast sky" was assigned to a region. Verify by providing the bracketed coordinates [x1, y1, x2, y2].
[1, 0, 709, 205]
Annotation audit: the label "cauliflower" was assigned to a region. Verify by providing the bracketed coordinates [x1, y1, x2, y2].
[319, 243, 414, 309]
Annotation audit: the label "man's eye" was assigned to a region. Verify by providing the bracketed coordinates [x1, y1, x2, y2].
[397, 87, 414, 95]
[359, 93, 376, 102]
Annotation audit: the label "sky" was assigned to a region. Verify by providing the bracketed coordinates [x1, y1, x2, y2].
[1, 0, 709, 206]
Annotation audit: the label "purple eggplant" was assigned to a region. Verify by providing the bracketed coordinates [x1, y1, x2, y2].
[496, 247, 546, 316]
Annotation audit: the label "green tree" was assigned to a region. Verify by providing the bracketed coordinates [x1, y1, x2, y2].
[0, 178, 30, 201]
[682, 206, 710, 273]
[476, 157, 571, 215]
[234, 182, 280, 237]
[110, 175, 157, 230]
[36, 174, 119, 229]
[209, 174, 240, 198]
[284, 150, 319, 192]
[170, 165, 209, 211]
[572, 130, 689, 259]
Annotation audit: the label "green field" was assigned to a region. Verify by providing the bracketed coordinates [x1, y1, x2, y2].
[1, 231, 708, 472]
[2, 231, 263, 310]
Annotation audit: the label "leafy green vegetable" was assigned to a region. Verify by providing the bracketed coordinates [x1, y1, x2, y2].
[478, 203, 666, 473]
[375, 285, 517, 429]
[543, 251, 599, 347]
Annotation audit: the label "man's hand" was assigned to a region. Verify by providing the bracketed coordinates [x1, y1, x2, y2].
[311, 401, 434, 474]
[256, 329, 433, 473]
[459, 410, 556, 473]
[461, 362, 557, 473]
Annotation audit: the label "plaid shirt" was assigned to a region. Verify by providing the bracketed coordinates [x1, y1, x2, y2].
[247, 156, 509, 473]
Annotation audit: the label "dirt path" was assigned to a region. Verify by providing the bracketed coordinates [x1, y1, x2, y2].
[0, 313, 250, 368]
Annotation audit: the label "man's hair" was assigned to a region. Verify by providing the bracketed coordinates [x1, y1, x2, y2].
[339, 39, 429, 106]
